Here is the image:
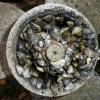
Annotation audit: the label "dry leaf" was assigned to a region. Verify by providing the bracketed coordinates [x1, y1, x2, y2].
[24, 95, 32, 100]
[18, 92, 27, 100]
[0, 79, 6, 86]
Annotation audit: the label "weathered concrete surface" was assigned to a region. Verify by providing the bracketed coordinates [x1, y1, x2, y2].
[0, 2, 24, 79]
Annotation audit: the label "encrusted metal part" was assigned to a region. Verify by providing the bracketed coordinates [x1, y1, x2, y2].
[6, 4, 98, 97]
[46, 41, 65, 61]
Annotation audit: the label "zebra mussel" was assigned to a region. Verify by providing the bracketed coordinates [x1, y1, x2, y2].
[16, 10, 97, 95]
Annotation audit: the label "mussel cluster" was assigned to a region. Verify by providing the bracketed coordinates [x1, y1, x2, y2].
[16, 10, 98, 95]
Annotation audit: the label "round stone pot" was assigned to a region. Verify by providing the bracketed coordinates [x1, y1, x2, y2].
[6, 4, 99, 97]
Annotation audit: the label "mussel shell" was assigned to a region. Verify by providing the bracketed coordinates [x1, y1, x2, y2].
[36, 82, 43, 90]
[50, 59, 65, 68]
[17, 39, 25, 51]
[19, 60, 25, 66]
[35, 78, 44, 90]
[63, 72, 73, 78]
[59, 27, 69, 35]
[42, 14, 54, 22]
[38, 40, 44, 47]
[64, 82, 75, 90]
[65, 55, 71, 66]
[25, 42, 30, 49]
[19, 33, 24, 40]
[82, 34, 87, 39]
[80, 71, 92, 78]
[87, 57, 92, 64]
[58, 81, 64, 91]
[23, 24, 29, 32]
[75, 17, 83, 26]
[64, 13, 75, 22]
[80, 63, 93, 70]
[84, 48, 97, 57]
[82, 28, 92, 34]
[17, 51, 26, 60]
[35, 63, 45, 72]
[70, 43, 78, 51]
[80, 45, 85, 51]
[30, 78, 37, 86]
[36, 59, 46, 67]
[32, 69, 39, 77]
[29, 33, 40, 44]
[27, 28, 33, 34]
[41, 33, 50, 40]
[63, 79, 70, 86]
[72, 26, 82, 36]
[16, 65, 25, 76]
[72, 71, 80, 78]
[42, 88, 52, 95]
[74, 53, 80, 59]
[87, 34, 96, 39]
[66, 47, 73, 56]
[50, 33, 61, 41]
[36, 53, 43, 60]
[50, 83, 58, 95]
[34, 18, 42, 25]
[30, 22, 41, 33]
[33, 52, 38, 59]
[66, 21, 74, 28]
[56, 68, 64, 74]
[44, 39, 52, 47]
[23, 68, 31, 78]
[55, 17, 64, 25]
[61, 40, 68, 45]
[72, 62, 78, 67]
[67, 65, 74, 74]
[75, 53, 84, 60]
[24, 60, 32, 68]
[52, 26, 60, 33]
[22, 32, 28, 41]
[42, 23, 52, 31]
[50, 65, 57, 71]
[78, 59, 86, 66]
[33, 45, 42, 52]
[57, 75, 63, 82]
